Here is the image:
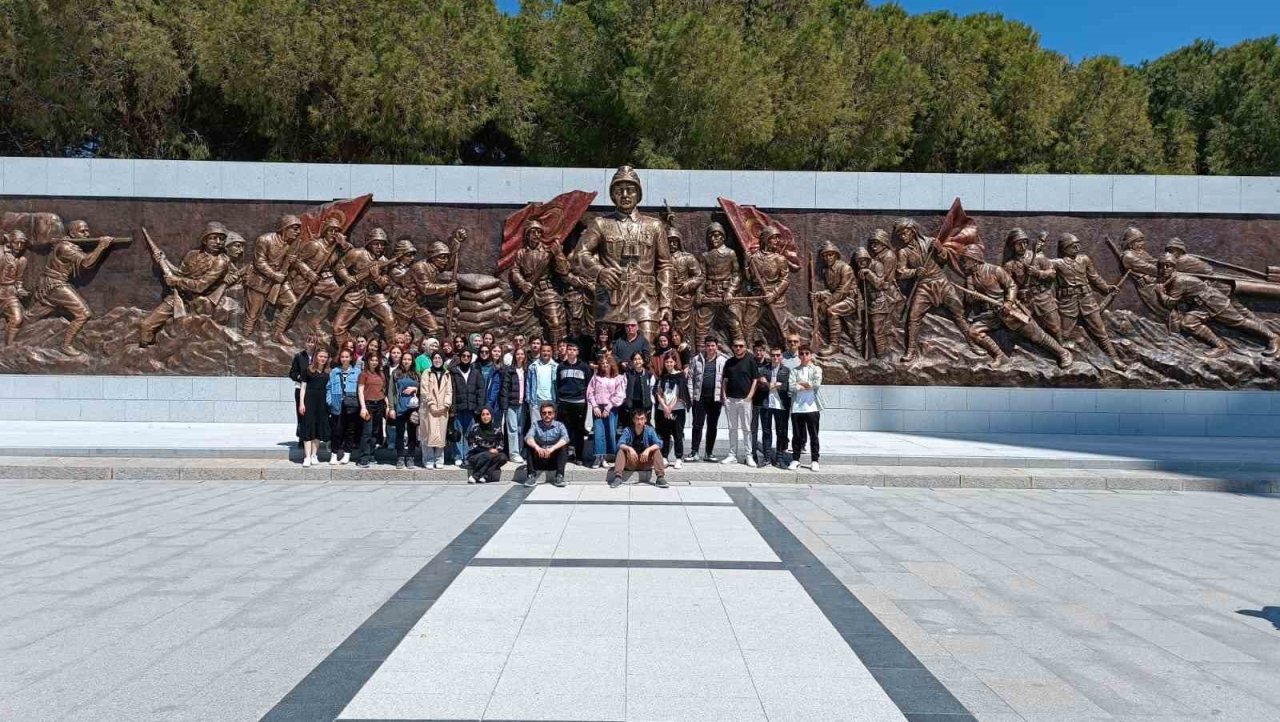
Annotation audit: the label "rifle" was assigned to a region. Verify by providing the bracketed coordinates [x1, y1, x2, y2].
[859, 276, 872, 360]
[328, 250, 411, 301]
[444, 229, 465, 339]
[55, 236, 133, 247]
[268, 230, 307, 306]
[955, 284, 1032, 326]
[808, 255, 822, 348]
[277, 234, 345, 335]
[142, 227, 186, 319]
[1098, 269, 1131, 312]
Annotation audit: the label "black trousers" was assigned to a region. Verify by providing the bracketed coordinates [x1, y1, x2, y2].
[750, 404, 763, 461]
[332, 407, 362, 454]
[791, 411, 820, 462]
[467, 449, 508, 482]
[294, 387, 303, 442]
[557, 401, 588, 463]
[359, 400, 386, 464]
[528, 446, 568, 476]
[760, 407, 790, 463]
[394, 411, 419, 457]
[690, 399, 722, 457]
[657, 408, 686, 460]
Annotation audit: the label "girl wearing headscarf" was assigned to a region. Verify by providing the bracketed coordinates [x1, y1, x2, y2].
[419, 351, 453, 469]
[465, 407, 507, 483]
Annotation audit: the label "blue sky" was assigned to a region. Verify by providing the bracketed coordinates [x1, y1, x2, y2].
[492, 0, 1277, 64]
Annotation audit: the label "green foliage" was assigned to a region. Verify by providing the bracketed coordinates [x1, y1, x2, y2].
[0, 0, 1275, 175]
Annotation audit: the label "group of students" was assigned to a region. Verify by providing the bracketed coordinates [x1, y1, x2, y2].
[288, 321, 825, 484]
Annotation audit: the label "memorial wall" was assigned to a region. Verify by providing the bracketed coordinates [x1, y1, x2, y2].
[2, 159, 1279, 391]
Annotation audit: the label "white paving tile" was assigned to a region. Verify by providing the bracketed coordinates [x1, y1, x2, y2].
[685, 506, 780, 562]
[628, 505, 704, 561]
[476, 504, 574, 558]
[554, 505, 630, 559]
[675, 486, 733, 504]
[527, 484, 583, 502]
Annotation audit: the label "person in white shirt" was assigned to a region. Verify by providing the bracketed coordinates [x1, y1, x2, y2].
[760, 347, 792, 467]
[787, 345, 823, 472]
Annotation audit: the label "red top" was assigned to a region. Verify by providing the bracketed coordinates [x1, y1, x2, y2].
[359, 370, 386, 401]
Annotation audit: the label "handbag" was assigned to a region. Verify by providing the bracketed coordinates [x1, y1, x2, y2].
[447, 417, 462, 444]
[339, 370, 359, 411]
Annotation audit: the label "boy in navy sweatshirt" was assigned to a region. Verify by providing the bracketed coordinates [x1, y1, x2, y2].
[555, 342, 593, 464]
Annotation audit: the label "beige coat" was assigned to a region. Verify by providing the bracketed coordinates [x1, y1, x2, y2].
[418, 370, 453, 447]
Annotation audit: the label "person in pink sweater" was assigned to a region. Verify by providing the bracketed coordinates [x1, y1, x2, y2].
[586, 353, 627, 468]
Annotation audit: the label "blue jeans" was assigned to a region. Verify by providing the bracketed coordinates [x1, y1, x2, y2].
[505, 405, 528, 458]
[453, 411, 474, 461]
[592, 411, 618, 459]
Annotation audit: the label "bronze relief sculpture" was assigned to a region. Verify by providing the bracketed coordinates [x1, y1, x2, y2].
[0, 230, 31, 346]
[693, 221, 742, 347]
[509, 219, 571, 345]
[138, 222, 232, 346]
[24, 220, 122, 355]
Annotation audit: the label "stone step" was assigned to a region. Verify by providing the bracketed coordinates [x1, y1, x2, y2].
[0, 456, 1273, 493]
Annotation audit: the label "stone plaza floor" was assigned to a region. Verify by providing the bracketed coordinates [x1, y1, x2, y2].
[1, 477, 1278, 721]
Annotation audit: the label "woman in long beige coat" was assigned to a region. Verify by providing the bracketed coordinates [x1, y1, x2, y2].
[418, 351, 453, 469]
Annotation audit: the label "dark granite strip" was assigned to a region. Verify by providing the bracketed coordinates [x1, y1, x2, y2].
[469, 557, 786, 570]
[258, 485, 531, 722]
[725, 487, 975, 721]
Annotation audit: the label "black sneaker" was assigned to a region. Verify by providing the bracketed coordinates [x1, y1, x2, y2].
[607, 469, 620, 488]
[655, 474, 668, 489]
[552, 474, 567, 488]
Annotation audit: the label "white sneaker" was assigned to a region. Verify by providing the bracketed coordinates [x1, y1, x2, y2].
[673, 459, 683, 470]
[787, 460, 799, 471]
[302, 457, 312, 468]
[511, 454, 525, 465]
[309, 454, 319, 465]
[329, 454, 340, 466]
[340, 452, 351, 465]
[720, 456, 738, 465]
[745, 457, 757, 468]
[455, 459, 465, 468]
[810, 461, 820, 472]
[434, 460, 443, 470]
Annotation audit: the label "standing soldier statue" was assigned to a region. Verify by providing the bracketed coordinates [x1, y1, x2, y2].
[387, 238, 457, 337]
[1002, 228, 1065, 344]
[332, 227, 399, 350]
[242, 215, 302, 337]
[138, 222, 231, 346]
[1154, 254, 1279, 357]
[509, 219, 571, 345]
[0, 230, 30, 346]
[854, 244, 897, 358]
[693, 221, 743, 347]
[271, 216, 351, 344]
[1051, 233, 1127, 369]
[575, 165, 672, 342]
[196, 231, 249, 315]
[24, 219, 117, 356]
[741, 226, 794, 346]
[894, 218, 969, 363]
[812, 241, 862, 355]
[667, 225, 703, 341]
[957, 245, 1073, 368]
[563, 267, 597, 342]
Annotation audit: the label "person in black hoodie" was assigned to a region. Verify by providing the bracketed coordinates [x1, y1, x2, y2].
[620, 351, 655, 428]
[555, 342, 593, 465]
[449, 348, 487, 466]
[655, 350, 691, 469]
[465, 407, 507, 483]
[289, 333, 320, 446]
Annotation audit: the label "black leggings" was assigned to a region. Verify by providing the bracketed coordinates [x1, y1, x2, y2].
[791, 411, 820, 462]
[359, 400, 386, 463]
[394, 412, 419, 457]
[468, 449, 509, 482]
[657, 408, 686, 460]
[691, 400, 722, 456]
[332, 408, 362, 453]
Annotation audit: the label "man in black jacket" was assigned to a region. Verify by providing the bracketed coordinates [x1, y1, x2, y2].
[449, 349, 487, 466]
[759, 346, 792, 467]
[555, 342, 593, 464]
[750, 341, 769, 465]
[288, 333, 319, 445]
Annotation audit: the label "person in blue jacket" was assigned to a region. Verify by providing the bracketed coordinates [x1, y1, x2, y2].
[326, 347, 362, 465]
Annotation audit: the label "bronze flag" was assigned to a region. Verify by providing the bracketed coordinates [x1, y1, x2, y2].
[716, 197, 802, 272]
[499, 190, 597, 274]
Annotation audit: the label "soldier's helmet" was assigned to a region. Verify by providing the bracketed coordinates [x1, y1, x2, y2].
[705, 221, 726, 240]
[891, 218, 921, 245]
[853, 247, 873, 265]
[1156, 252, 1178, 270]
[225, 231, 246, 248]
[392, 239, 417, 258]
[68, 219, 90, 236]
[666, 225, 683, 245]
[1002, 228, 1030, 263]
[758, 226, 783, 249]
[7, 230, 27, 250]
[960, 244, 986, 264]
[609, 165, 643, 198]
[279, 214, 302, 231]
[868, 228, 890, 250]
[819, 240, 841, 258]
[365, 227, 389, 246]
[426, 240, 451, 259]
[1121, 226, 1145, 249]
[203, 221, 229, 239]
[322, 215, 344, 232]
[522, 219, 546, 240]
[1165, 238, 1187, 254]
[1057, 233, 1081, 256]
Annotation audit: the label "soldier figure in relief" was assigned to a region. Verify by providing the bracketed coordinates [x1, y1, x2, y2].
[242, 215, 302, 337]
[24, 219, 115, 355]
[387, 239, 456, 337]
[332, 227, 398, 350]
[667, 225, 703, 341]
[1155, 253, 1279, 357]
[1116, 227, 1165, 319]
[271, 216, 351, 344]
[0, 230, 31, 345]
[693, 221, 742, 347]
[1002, 228, 1065, 343]
[196, 231, 248, 314]
[575, 166, 672, 342]
[812, 240, 862, 355]
[894, 218, 969, 363]
[1164, 238, 1252, 316]
[856, 230, 902, 358]
[740, 226, 793, 346]
[1051, 233, 1127, 369]
[138, 222, 231, 346]
[510, 219, 570, 345]
[958, 245, 1073, 368]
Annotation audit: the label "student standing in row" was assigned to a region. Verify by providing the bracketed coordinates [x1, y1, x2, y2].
[586, 354, 625, 469]
[612, 318, 650, 365]
[555, 342, 593, 465]
[327, 348, 362, 465]
[749, 341, 769, 464]
[527, 343, 558, 423]
[450, 348, 486, 466]
[787, 345, 823, 472]
[720, 339, 758, 467]
[655, 351, 689, 469]
[297, 348, 331, 468]
[356, 352, 388, 468]
[620, 351, 655, 428]
[687, 338, 726, 462]
[500, 347, 529, 464]
[389, 352, 420, 469]
[420, 351, 452, 469]
[759, 347, 791, 467]
[289, 333, 319, 448]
